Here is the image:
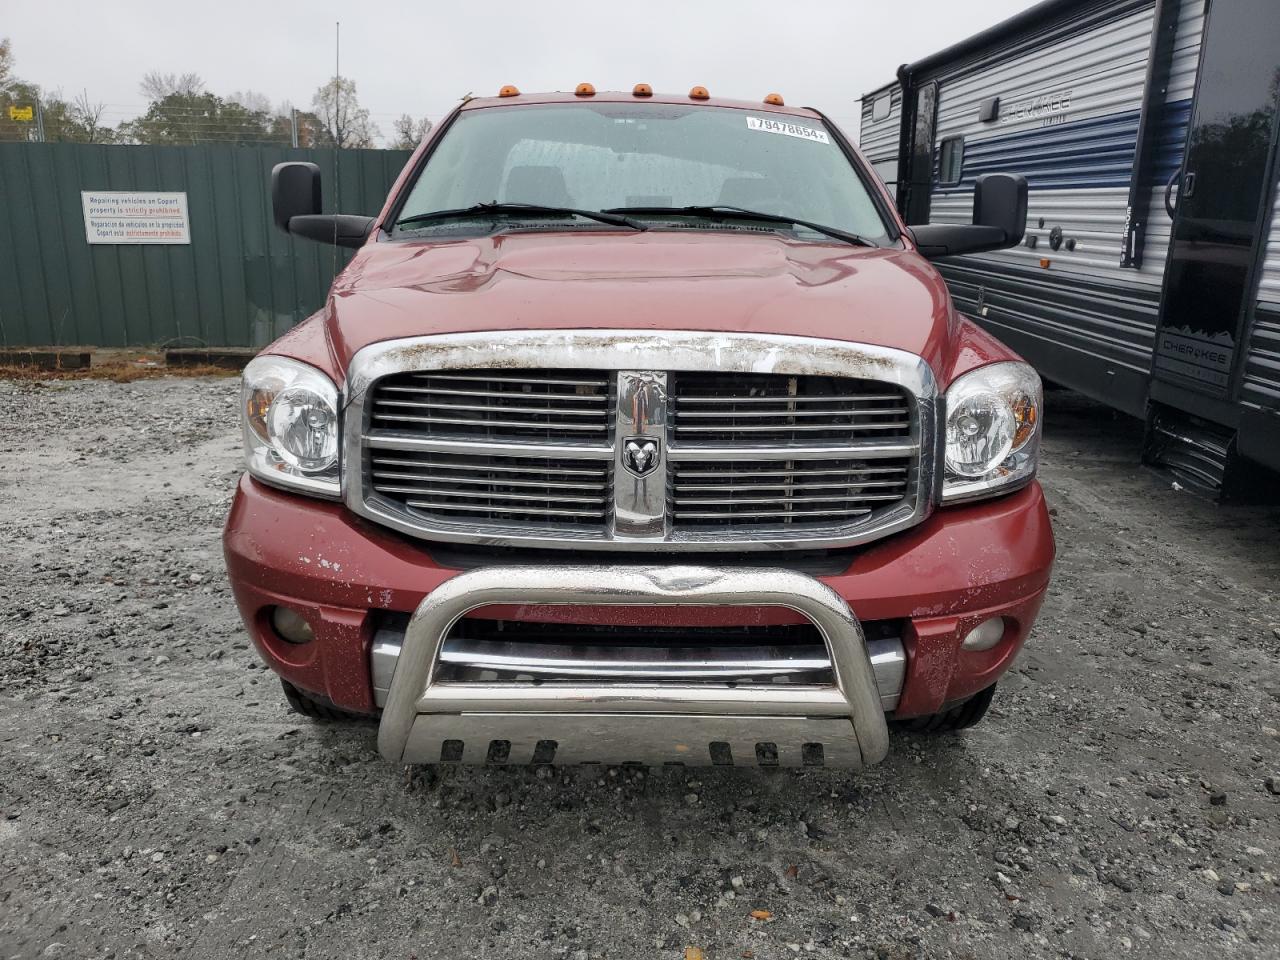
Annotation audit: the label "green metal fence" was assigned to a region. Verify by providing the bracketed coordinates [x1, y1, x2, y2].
[0, 142, 412, 348]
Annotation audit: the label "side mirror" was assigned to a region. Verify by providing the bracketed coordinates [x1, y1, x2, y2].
[909, 173, 1028, 260]
[270, 161, 375, 250]
[272, 162, 322, 230]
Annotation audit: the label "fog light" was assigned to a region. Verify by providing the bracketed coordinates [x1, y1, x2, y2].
[961, 617, 1005, 651]
[271, 606, 315, 644]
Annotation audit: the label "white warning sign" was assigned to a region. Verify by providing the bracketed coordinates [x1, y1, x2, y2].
[81, 192, 191, 244]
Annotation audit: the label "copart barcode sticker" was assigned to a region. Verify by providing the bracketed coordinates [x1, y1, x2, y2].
[745, 116, 830, 144]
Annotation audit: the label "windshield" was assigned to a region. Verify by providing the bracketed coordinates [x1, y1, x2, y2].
[393, 102, 892, 242]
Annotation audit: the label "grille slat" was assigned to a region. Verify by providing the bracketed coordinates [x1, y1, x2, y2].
[373, 413, 609, 432]
[379, 385, 609, 401]
[373, 470, 606, 492]
[676, 406, 909, 419]
[393, 486, 604, 504]
[673, 493, 903, 505]
[376, 400, 608, 416]
[671, 456, 912, 531]
[675, 465, 907, 479]
[371, 455, 604, 476]
[671, 371, 912, 446]
[371, 369, 611, 443]
[405, 500, 606, 519]
[674, 420, 911, 433]
[674, 393, 905, 404]
[369, 447, 610, 531]
[405, 373, 609, 388]
[675, 480, 905, 492]
[676, 508, 874, 520]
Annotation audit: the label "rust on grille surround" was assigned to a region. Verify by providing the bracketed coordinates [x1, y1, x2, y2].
[342, 330, 939, 552]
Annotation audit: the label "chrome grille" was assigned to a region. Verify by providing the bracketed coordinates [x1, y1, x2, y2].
[371, 369, 611, 443]
[672, 457, 912, 529]
[671, 372, 912, 445]
[346, 331, 937, 551]
[368, 449, 610, 530]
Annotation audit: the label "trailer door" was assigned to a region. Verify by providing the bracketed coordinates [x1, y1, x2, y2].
[1152, 0, 1280, 404]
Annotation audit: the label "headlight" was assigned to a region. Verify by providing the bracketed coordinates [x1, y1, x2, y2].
[942, 361, 1041, 502]
[241, 356, 341, 498]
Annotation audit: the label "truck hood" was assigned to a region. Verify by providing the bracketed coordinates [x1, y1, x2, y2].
[323, 231, 957, 372]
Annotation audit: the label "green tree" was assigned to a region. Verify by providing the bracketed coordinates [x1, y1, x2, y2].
[0, 39, 40, 142]
[0, 40, 110, 143]
[121, 90, 287, 145]
[0, 81, 41, 141]
[312, 76, 379, 148]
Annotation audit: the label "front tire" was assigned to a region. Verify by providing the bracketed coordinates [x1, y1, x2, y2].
[281, 679, 370, 722]
[894, 683, 997, 733]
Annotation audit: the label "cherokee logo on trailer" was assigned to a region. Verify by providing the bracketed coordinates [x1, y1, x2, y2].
[1001, 88, 1073, 127]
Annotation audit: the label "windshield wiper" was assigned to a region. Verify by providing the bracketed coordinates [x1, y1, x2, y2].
[396, 202, 646, 232]
[602, 205, 876, 247]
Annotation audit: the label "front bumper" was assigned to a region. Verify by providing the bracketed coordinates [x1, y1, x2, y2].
[224, 476, 1054, 764]
[379, 565, 888, 767]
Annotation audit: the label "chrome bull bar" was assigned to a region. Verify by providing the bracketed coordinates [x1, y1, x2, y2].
[377, 565, 891, 768]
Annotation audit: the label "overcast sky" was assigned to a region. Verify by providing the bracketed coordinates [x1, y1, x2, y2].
[5, 0, 1039, 141]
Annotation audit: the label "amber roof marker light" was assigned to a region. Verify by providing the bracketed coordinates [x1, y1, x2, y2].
[633, 83, 653, 97]
[689, 85, 710, 100]
[575, 82, 596, 97]
[498, 85, 520, 98]
[764, 93, 785, 106]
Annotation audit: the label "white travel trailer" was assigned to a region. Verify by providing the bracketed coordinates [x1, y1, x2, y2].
[862, 0, 1280, 496]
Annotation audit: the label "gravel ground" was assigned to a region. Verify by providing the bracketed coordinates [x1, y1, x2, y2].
[1, 375, 1278, 960]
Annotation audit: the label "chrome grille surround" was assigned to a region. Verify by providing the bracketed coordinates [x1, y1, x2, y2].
[343, 331, 939, 551]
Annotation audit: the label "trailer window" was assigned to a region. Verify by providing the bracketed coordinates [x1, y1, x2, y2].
[938, 136, 965, 186]
[872, 159, 897, 186]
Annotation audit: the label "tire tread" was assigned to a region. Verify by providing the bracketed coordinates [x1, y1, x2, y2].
[895, 683, 997, 734]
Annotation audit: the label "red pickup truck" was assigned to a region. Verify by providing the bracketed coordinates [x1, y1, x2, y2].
[223, 85, 1054, 769]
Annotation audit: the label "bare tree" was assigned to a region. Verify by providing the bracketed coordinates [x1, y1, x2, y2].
[139, 71, 205, 102]
[71, 90, 109, 142]
[391, 113, 432, 150]
[228, 89, 272, 115]
[0, 37, 13, 90]
[311, 76, 379, 148]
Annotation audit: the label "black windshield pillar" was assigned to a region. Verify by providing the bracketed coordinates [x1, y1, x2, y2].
[895, 67, 939, 225]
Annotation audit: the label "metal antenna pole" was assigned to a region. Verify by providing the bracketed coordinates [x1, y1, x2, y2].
[331, 20, 341, 281]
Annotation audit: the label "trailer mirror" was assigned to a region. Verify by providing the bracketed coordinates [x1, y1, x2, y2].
[271, 161, 375, 249]
[909, 173, 1028, 260]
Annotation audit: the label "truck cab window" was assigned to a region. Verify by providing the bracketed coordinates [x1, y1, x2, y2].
[395, 102, 892, 243]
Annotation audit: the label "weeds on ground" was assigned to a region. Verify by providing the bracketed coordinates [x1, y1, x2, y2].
[0, 362, 239, 383]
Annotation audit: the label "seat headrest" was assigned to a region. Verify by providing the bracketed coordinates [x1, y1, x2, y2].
[503, 166, 574, 208]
